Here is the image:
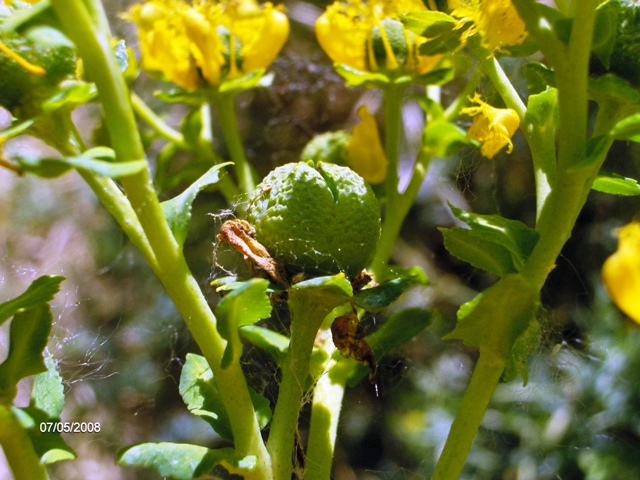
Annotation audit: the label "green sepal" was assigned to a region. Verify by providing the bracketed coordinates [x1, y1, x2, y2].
[215, 279, 272, 369]
[440, 203, 539, 274]
[179, 353, 271, 442]
[592, 172, 640, 196]
[348, 308, 435, 386]
[333, 64, 391, 88]
[15, 147, 146, 179]
[117, 442, 256, 480]
[30, 355, 64, 419]
[0, 275, 63, 327]
[444, 275, 539, 380]
[161, 163, 232, 248]
[218, 69, 272, 95]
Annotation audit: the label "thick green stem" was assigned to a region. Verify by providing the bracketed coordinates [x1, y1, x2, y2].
[211, 92, 256, 198]
[267, 287, 349, 479]
[0, 405, 50, 480]
[51, 0, 270, 476]
[431, 354, 505, 480]
[305, 356, 354, 480]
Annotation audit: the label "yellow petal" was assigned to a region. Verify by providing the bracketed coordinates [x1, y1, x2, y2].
[315, 2, 370, 72]
[479, 0, 528, 51]
[602, 221, 640, 324]
[462, 94, 520, 159]
[231, 3, 290, 73]
[182, 7, 225, 85]
[344, 105, 388, 184]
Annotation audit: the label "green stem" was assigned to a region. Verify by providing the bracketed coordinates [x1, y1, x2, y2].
[51, 1, 270, 476]
[131, 94, 240, 202]
[0, 405, 50, 480]
[371, 83, 406, 280]
[131, 93, 187, 148]
[482, 57, 526, 121]
[211, 92, 256, 198]
[520, 0, 599, 290]
[431, 354, 505, 480]
[305, 356, 354, 480]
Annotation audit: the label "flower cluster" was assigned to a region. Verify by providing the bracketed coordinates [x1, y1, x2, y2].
[315, 0, 441, 76]
[127, 0, 289, 89]
[602, 220, 640, 324]
[461, 93, 520, 159]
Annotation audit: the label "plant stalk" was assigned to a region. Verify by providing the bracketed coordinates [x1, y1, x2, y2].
[0, 405, 50, 480]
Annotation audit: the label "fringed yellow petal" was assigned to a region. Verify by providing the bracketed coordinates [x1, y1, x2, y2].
[183, 7, 225, 85]
[602, 221, 640, 324]
[462, 93, 520, 159]
[479, 0, 528, 51]
[344, 105, 388, 184]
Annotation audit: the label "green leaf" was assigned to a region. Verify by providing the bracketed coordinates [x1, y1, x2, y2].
[524, 88, 558, 130]
[41, 80, 96, 113]
[161, 163, 232, 247]
[348, 308, 435, 386]
[216, 279, 272, 368]
[291, 273, 353, 299]
[592, 172, 640, 196]
[14, 406, 76, 465]
[333, 64, 390, 88]
[179, 353, 234, 441]
[240, 325, 289, 364]
[588, 73, 640, 105]
[353, 273, 427, 312]
[421, 118, 468, 158]
[412, 67, 455, 86]
[444, 275, 539, 362]
[117, 443, 256, 480]
[179, 354, 271, 442]
[440, 227, 516, 277]
[0, 275, 63, 327]
[611, 112, 640, 142]
[522, 62, 556, 95]
[445, 203, 540, 271]
[15, 149, 146, 179]
[218, 69, 273, 95]
[400, 11, 462, 55]
[30, 355, 64, 418]
[0, 306, 52, 401]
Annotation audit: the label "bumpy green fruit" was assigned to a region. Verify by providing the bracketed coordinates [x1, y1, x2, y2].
[247, 161, 380, 279]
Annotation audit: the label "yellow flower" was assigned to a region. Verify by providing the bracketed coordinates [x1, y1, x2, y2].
[602, 221, 640, 324]
[450, 0, 527, 52]
[315, 0, 441, 75]
[344, 105, 388, 184]
[461, 93, 519, 159]
[127, 0, 289, 89]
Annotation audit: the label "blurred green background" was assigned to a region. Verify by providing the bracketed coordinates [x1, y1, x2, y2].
[2, 1, 640, 479]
